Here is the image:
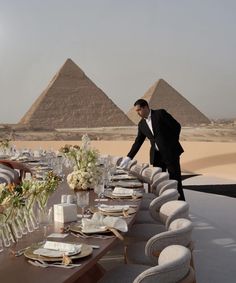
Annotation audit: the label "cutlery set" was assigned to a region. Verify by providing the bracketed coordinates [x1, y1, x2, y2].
[71, 231, 115, 240]
[28, 259, 81, 269]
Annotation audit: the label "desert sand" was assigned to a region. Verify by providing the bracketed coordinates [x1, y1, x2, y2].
[11, 139, 236, 182]
[2, 124, 236, 181]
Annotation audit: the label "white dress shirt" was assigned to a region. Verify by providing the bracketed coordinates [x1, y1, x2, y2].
[145, 111, 159, 151]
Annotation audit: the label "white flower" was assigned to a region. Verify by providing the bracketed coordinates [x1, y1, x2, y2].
[62, 135, 102, 191]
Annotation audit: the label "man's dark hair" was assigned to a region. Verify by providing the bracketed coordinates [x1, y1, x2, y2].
[134, 99, 149, 108]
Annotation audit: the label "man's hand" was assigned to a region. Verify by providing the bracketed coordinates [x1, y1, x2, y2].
[119, 157, 131, 168]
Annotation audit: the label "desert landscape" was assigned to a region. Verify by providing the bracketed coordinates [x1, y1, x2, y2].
[1, 123, 236, 182]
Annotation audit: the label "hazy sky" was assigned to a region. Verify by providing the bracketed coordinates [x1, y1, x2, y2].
[0, 0, 236, 123]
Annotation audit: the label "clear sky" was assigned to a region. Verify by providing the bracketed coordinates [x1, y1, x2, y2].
[0, 0, 236, 123]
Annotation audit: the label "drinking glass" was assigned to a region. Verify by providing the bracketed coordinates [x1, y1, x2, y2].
[0, 226, 4, 252]
[0, 237, 3, 252]
[38, 208, 52, 242]
[94, 182, 105, 207]
[76, 191, 89, 218]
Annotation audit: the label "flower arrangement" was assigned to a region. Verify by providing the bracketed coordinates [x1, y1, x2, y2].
[0, 139, 11, 153]
[59, 135, 101, 191]
[0, 171, 61, 222]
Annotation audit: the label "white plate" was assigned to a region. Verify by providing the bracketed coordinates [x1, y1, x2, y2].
[99, 205, 129, 213]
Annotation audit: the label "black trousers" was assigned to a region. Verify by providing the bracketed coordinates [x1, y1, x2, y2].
[152, 151, 185, 201]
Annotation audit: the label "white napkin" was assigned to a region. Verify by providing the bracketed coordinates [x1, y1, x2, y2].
[112, 187, 134, 196]
[33, 241, 81, 257]
[99, 204, 130, 212]
[82, 212, 128, 232]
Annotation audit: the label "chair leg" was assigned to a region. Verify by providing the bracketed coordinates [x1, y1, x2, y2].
[124, 245, 128, 264]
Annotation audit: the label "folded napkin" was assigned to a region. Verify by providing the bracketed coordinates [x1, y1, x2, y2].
[33, 241, 81, 257]
[99, 204, 130, 212]
[112, 187, 134, 196]
[82, 212, 128, 233]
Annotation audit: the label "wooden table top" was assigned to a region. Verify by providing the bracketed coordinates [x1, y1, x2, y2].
[0, 177, 141, 283]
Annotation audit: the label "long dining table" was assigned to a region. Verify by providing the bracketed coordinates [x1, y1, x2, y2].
[0, 175, 142, 283]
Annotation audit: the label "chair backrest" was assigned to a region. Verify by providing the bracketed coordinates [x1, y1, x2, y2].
[134, 245, 193, 283]
[149, 189, 179, 221]
[156, 179, 178, 196]
[125, 159, 137, 170]
[0, 163, 20, 184]
[150, 172, 169, 194]
[129, 163, 149, 178]
[159, 200, 190, 228]
[145, 218, 193, 265]
[141, 167, 162, 184]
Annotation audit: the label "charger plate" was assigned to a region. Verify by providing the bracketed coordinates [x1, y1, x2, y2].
[110, 175, 137, 181]
[24, 243, 93, 262]
[105, 191, 142, 199]
[109, 181, 143, 188]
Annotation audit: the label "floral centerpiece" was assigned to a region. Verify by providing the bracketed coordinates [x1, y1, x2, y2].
[0, 171, 61, 219]
[0, 171, 61, 242]
[0, 138, 11, 155]
[59, 135, 101, 191]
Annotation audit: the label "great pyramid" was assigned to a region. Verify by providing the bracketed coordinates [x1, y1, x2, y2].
[20, 59, 134, 129]
[127, 79, 211, 126]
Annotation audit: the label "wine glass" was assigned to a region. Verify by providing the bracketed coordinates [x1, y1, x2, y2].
[94, 182, 105, 207]
[76, 191, 89, 219]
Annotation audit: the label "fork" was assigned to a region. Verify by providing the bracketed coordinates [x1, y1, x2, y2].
[71, 232, 115, 240]
[28, 260, 81, 269]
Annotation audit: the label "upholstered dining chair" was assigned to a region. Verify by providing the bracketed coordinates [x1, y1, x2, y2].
[129, 163, 149, 178]
[125, 159, 137, 170]
[125, 200, 190, 241]
[125, 218, 193, 266]
[0, 160, 32, 183]
[141, 172, 170, 202]
[140, 167, 162, 184]
[134, 189, 179, 224]
[0, 162, 20, 184]
[98, 245, 195, 283]
[150, 172, 170, 194]
[140, 179, 178, 210]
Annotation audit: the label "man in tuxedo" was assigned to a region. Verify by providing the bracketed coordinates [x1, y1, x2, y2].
[120, 99, 185, 200]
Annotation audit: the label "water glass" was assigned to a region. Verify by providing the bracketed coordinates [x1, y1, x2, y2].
[76, 191, 89, 218]
[38, 208, 52, 242]
[94, 182, 105, 207]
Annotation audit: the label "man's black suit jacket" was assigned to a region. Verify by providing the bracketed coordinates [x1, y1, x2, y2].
[127, 109, 184, 165]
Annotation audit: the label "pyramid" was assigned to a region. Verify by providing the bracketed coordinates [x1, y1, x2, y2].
[20, 59, 134, 129]
[127, 79, 211, 126]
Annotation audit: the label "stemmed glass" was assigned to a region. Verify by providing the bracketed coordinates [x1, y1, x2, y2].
[76, 191, 89, 219]
[94, 181, 105, 207]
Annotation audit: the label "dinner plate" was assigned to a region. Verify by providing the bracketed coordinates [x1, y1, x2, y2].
[24, 243, 93, 262]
